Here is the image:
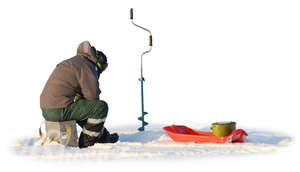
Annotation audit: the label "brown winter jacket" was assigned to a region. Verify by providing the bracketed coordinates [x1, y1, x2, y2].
[40, 41, 101, 109]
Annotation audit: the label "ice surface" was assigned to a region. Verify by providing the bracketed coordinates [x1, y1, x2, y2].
[10, 124, 292, 160]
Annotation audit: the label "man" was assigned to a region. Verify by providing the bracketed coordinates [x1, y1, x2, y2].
[40, 41, 119, 148]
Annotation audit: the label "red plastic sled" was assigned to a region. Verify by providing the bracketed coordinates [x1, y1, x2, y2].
[163, 125, 248, 144]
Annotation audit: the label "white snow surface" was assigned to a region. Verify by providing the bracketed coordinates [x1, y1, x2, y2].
[11, 124, 292, 160]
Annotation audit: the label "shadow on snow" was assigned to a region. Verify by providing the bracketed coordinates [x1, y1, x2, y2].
[119, 130, 166, 143]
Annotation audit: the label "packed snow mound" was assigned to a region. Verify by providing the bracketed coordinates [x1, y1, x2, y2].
[11, 124, 292, 160]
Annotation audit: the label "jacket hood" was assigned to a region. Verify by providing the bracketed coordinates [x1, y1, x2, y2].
[77, 41, 97, 64]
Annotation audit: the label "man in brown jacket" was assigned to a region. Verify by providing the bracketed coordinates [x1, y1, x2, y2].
[40, 41, 119, 148]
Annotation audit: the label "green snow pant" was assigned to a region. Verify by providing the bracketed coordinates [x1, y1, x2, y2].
[42, 99, 108, 128]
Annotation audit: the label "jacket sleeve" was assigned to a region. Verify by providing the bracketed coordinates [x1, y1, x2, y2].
[78, 64, 101, 100]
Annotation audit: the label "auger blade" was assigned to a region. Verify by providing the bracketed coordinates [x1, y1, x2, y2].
[138, 121, 149, 131]
[143, 121, 149, 126]
[138, 126, 144, 131]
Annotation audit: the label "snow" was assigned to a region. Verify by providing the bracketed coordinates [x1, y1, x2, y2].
[10, 124, 293, 160]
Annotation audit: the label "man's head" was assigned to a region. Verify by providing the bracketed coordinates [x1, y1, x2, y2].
[91, 46, 108, 74]
[77, 41, 108, 75]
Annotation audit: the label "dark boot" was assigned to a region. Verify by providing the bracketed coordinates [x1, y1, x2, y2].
[97, 127, 119, 143]
[78, 132, 98, 148]
[78, 118, 105, 148]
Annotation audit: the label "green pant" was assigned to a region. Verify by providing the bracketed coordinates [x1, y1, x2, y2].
[42, 99, 108, 126]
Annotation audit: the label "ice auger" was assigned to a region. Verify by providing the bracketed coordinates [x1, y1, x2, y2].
[130, 8, 153, 131]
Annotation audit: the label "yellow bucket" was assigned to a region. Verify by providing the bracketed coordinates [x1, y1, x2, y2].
[210, 121, 236, 137]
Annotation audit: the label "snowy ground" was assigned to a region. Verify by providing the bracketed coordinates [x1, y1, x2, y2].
[11, 124, 293, 160]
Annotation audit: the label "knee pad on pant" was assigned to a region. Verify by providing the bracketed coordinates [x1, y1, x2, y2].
[89, 100, 108, 119]
[92, 100, 108, 119]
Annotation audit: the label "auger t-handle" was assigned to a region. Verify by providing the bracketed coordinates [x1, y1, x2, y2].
[130, 8, 153, 131]
[130, 8, 153, 52]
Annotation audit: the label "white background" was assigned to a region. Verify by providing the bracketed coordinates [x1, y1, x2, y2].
[0, 0, 299, 171]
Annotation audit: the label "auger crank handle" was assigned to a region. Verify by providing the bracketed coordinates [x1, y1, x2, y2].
[130, 8, 133, 19]
[149, 35, 153, 46]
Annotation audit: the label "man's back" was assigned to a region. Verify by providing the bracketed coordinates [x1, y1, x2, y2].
[40, 55, 100, 109]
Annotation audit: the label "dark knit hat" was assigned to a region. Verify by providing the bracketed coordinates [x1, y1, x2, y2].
[91, 46, 107, 66]
[96, 50, 107, 66]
